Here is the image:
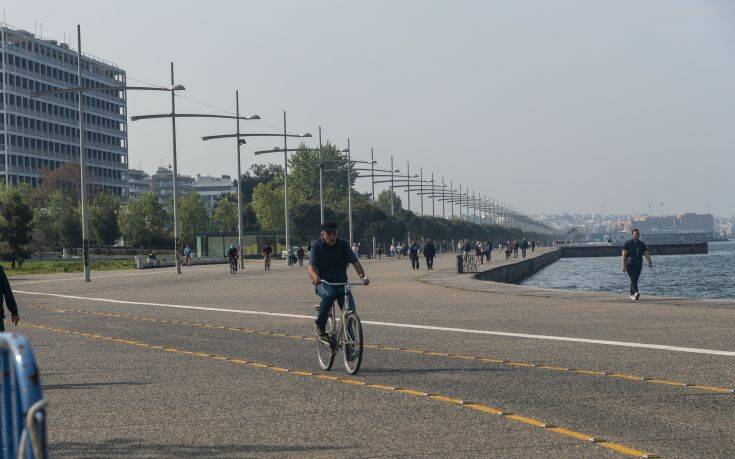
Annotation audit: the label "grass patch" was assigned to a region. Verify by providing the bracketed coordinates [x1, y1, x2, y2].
[2, 259, 135, 275]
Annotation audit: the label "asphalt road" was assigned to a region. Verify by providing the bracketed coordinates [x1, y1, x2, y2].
[8, 249, 735, 458]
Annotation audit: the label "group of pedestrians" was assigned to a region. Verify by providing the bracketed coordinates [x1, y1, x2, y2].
[500, 239, 532, 260]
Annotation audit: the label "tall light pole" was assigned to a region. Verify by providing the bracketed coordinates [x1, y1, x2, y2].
[430, 172, 435, 218]
[168, 63, 182, 273]
[419, 168, 424, 216]
[347, 138, 353, 245]
[442, 177, 446, 218]
[234, 91, 244, 268]
[76, 25, 90, 281]
[318, 126, 324, 224]
[450, 180, 454, 219]
[282, 112, 291, 254]
[406, 162, 411, 212]
[370, 148, 375, 204]
[390, 155, 395, 215]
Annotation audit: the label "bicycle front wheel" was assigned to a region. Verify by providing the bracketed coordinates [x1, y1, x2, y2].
[342, 312, 363, 375]
[317, 314, 336, 371]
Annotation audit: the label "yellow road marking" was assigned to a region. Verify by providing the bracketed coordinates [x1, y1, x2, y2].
[28, 302, 734, 395]
[22, 321, 656, 458]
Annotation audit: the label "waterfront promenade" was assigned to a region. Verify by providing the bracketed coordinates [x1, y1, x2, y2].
[9, 249, 735, 457]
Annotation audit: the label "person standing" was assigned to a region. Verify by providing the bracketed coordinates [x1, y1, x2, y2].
[423, 239, 436, 270]
[296, 245, 306, 267]
[0, 266, 19, 332]
[521, 239, 528, 258]
[621, 228, 653, 301]
[409, 240, 420, 270]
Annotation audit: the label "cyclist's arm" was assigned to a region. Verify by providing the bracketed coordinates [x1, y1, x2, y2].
[352, 260, 366, 280]
[307, 265, 320, 285]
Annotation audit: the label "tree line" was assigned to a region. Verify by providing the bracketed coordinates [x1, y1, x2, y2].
[0, 144, 550, 266]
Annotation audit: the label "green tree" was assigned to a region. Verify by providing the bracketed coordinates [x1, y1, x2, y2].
[251, 181, 285, 231]
[240, 163, 283, 201]
[211, 195, 238, 233]
[288, 143, 355, 204]
[376, 189, 402, 214]
[118, 199, 146, 249]
[178, 191, 209, 244]
[47, 190, 81, 251]
[139, 192, 166, 248]
[0, 187, 34, 268]
[89, 193, 120, 249]
[290, 202, 338, 244]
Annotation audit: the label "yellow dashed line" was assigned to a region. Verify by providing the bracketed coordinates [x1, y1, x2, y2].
[28, 302, 735, 395]
[22, 321, 656, 458]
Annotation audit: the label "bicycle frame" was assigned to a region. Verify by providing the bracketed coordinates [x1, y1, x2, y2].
[319, 281, 361, 348]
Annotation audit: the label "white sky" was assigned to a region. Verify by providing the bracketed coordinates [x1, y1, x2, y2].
[5, 1, 735, 215]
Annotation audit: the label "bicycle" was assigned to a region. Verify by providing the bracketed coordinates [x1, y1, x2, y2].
[315, 280, 366, 375]
[229, 257, 238, 274]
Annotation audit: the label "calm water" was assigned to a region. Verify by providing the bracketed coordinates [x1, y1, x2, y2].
[522, 241, 735, 300]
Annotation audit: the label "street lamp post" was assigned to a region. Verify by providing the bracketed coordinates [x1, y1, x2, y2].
[318, 126, 324, 224]
[347, 138, 353, 245]
[390, 155, 395, 215]
[76, 25, 90, 282]
[420, 168, 424, 216]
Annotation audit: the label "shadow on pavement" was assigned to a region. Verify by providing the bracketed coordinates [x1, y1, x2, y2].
[44, 381, 150, 391]
[51, 438, 347, 457]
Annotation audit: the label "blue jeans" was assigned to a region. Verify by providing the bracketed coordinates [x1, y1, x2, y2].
[315, 283, 355, 328]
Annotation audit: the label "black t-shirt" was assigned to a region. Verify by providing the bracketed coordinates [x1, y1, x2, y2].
[262, 245, 272, 256]
[623, 239, 648, 265]
[309, 237, 357, 283]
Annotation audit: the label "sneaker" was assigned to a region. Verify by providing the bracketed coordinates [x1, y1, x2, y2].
[634, 292, 640, 300]
[314, 323, 327, 337]
[630, 295, 637, 301]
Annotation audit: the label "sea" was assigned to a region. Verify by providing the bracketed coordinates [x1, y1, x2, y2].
[521, 241, 735, 300]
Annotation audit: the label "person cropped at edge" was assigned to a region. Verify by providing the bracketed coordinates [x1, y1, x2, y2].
[0, 266, 19, 332]
[621, 228, 653, 301]
[307, 222, 368, 337]
[423, 239, 436, 270]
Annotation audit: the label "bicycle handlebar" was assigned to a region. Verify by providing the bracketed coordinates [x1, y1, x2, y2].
[319, 279, 368, 286]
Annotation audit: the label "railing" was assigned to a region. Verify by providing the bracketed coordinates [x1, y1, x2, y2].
[0, 333, 48, 459]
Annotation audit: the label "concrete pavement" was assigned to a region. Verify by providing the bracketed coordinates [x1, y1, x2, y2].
[8, 249, 735, 457]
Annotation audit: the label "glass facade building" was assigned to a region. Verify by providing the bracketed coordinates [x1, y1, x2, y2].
[0, 25, 128, 196]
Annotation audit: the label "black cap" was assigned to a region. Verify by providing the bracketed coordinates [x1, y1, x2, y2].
[321, 222, 339, 231]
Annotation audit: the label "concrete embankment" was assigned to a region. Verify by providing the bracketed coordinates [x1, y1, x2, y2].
[560, 242, 708, 258]
[474, 249, 561, 284]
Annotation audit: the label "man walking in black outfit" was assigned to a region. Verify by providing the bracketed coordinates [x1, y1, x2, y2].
[409, 240, 420, 270]
[423, 239, 436, 270]
[621, 228, 653, 301]
[0, 266, 19, 331]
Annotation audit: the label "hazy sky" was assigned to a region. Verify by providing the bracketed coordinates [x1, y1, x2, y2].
[5, 1, 735, 215]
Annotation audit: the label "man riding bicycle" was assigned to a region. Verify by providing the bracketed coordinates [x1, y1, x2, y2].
[227, 244, 238, 270]
[262, 243, 273, 271]
[307, 222, 369, 337]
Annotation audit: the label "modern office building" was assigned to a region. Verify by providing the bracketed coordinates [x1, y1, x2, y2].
[194, 173, 235, 208]
[0, 24, 129, 196]
[127, 168, 150, 200]
[150, 166, 194, 209]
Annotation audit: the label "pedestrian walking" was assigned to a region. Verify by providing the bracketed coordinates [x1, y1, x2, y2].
[621, 228, 653, 301]
[297, 245, 305, 267]
[521, 238, 529, 258]
[0, 266, 19, 332]
[423, 239, 436, 270]
[409, 240, 421, 270]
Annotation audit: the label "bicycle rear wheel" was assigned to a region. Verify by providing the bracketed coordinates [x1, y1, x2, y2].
[342, 312, 363, 375]
[317, 313, 336, 370]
